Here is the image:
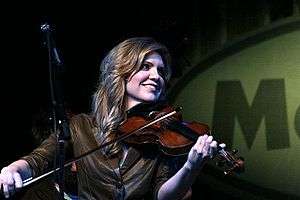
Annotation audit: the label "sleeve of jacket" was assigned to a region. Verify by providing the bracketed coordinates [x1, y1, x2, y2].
[21, 122, 75, 177]
[152, 154, 186, 200]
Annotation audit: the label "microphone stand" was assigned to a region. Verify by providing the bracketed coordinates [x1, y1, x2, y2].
[40, 23, 70, 200]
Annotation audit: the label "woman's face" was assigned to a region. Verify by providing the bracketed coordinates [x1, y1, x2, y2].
[126, 52, 166, 109]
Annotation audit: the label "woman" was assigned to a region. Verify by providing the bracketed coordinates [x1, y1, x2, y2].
[0, 37, 217, 200]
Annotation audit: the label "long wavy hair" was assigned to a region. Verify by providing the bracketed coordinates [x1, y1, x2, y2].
[92, 37, 172, 156]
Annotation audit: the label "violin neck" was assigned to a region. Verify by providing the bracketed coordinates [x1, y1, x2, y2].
[167, 122, 200, 141]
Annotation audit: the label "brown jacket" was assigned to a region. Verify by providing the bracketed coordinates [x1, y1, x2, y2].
[22, 111, 182, 200]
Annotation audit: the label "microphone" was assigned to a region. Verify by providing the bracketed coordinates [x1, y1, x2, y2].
[40, 23, 63, 67]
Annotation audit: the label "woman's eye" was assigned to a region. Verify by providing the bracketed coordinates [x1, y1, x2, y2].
[141, 63, 150, 70]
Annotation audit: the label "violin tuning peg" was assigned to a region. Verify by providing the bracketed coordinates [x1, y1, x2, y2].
[231, 149, 238, 154]
[175, 106, 183, 112]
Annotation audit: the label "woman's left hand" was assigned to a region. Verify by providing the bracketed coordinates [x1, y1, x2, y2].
[184, 134, 217, 171]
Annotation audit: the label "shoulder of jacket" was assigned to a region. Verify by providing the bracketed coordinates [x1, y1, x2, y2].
[69, 113, 95, 129]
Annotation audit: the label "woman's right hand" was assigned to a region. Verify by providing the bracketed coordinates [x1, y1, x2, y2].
[0, 165, 24, 198]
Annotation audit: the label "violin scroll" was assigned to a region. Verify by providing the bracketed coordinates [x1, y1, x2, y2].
[215, 145, 245, 175]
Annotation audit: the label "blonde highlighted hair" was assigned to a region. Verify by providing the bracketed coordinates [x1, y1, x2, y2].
[92, 37, 172, 156]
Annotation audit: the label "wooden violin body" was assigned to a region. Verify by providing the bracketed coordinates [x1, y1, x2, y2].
[119, 115, 210, 156]
[118, 105, 245, 174]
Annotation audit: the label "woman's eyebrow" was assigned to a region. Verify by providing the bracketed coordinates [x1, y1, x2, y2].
[144, 60, 164, 68]
[143, 60, 153, 64]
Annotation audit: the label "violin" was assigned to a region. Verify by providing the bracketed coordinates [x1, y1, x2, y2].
[118, 105, 245, 175]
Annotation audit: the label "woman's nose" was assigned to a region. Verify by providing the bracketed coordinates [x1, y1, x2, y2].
[149, 67, 159, 80]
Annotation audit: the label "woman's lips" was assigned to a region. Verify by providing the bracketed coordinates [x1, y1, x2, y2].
[142, 83, 158, 91]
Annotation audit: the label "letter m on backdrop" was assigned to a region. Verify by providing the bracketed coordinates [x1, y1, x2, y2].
[212, 79, 289, 150]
